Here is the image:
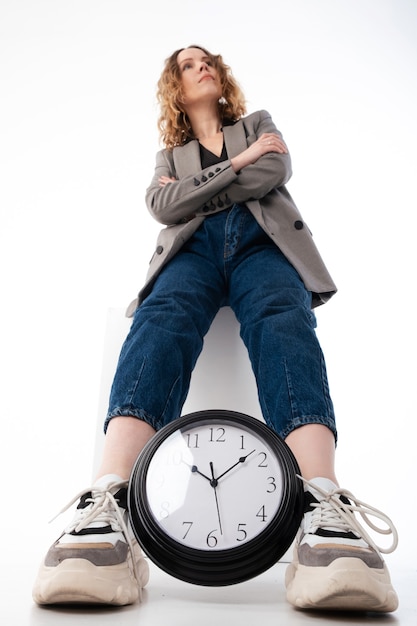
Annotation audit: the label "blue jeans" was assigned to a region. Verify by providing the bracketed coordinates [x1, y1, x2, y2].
[105, 205, 336, 441]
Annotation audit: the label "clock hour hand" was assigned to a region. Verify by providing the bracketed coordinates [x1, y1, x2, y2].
[183, 461, 212, 483]
[216, 449, 256, 482]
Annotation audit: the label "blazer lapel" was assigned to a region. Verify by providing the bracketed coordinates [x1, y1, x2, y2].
[223, 119, 248, 158]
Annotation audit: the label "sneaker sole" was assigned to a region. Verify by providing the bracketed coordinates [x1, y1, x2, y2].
[285, 557, 398, 612]
[32, 556, 148, 606]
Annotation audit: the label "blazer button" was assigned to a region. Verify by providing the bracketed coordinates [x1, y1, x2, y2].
[294, 220, 304, 230]
[193, 177, 200, 186]
[201, 175, 208, 182]
[156, 245, 164, 254]
[215, 167, 221, 172]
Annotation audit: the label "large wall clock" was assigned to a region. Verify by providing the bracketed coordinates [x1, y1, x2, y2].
[128, 409, 304, 586]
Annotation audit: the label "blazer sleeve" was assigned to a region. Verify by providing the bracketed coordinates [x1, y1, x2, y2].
[145, 151, 238, 225]
[218, 110, 293, 205]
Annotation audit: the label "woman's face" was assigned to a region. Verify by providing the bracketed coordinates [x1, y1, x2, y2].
[177, 47, 222, 108]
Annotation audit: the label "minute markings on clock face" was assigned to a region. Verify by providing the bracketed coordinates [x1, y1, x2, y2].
[145, 422, 284, 550]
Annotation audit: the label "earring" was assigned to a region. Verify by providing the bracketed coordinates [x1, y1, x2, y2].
[218, 96, 227, 105]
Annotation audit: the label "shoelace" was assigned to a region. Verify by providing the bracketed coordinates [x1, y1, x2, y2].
[50, 480, 143, 598]
[300, 477, 399, 555]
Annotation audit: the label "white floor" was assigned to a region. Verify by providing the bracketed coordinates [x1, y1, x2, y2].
[5, 548, 416, 626]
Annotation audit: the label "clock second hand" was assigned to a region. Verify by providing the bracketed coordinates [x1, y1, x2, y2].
[209, 461, 223, 535]
[183, 460, 223, 535]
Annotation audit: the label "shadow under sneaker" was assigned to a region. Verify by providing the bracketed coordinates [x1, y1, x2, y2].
[32, 475, 149, 606]
[285, 477, 399, 613]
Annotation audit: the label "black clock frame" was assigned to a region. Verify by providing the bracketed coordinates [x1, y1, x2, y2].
[128, 409, 304, 586]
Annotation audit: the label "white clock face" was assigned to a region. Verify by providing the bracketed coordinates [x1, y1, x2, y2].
[145, 420, 284, 551]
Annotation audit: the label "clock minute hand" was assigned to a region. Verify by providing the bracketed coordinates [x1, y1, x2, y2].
[216, 449, 256, 481]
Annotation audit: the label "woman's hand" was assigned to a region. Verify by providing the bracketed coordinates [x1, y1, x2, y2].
[159, 176, 177, 187]
[231, 133, 288, 173]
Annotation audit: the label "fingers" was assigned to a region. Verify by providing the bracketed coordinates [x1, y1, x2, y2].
[259, 133, 288, 154]
[158, 176, 177, 187]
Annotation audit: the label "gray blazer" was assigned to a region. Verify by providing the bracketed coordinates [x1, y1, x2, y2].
[126, 110, 336, 316]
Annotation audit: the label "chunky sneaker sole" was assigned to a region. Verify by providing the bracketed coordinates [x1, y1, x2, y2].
[285, 555, 398, 612]
[33, 537, 149, 605]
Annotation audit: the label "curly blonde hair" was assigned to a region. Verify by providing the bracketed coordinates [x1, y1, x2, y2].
[156, 45, 246, 150]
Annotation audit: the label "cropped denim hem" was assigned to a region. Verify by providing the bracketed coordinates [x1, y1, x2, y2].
[279, 415, 338, 445]
[105, 408, 337, 446]
[104, 407, 161, 434]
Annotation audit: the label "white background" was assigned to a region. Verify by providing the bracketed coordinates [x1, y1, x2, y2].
[1, 0, 416, 572]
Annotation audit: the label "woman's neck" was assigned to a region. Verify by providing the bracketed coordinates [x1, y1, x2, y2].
[186, 104, 222, 140]
[194, 123, 222, 140]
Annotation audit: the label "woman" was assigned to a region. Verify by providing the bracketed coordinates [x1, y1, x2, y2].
[33, 45, 398, 612]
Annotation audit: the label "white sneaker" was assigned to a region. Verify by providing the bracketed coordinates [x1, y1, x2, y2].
[33, 475, 149, 605]
[285, 477, 399, 612]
